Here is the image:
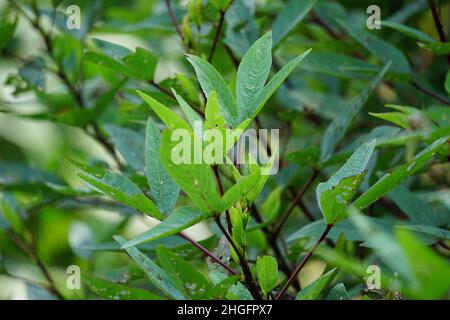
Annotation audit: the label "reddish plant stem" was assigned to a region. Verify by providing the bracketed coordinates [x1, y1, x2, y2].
[427, 0, 450, 65]
[178, 232, 236, 275]
[276, 224, 333, 300]
[208, 10, 226, 62]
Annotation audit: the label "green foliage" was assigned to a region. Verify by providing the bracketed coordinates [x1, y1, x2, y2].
[122, 207, 207, 248]
[69, 159, 164, 220]
[256, 256, 278, 296]
[1, 0, 449, 302]
[316, 140, 376, 225]
[296, 268, 337, 300]
[83, 273, 164, 300]
[145, 118, 180, 214]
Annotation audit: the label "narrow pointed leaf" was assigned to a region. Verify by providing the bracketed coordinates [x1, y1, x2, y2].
[83, 274, 164, 300]
[296, 268, 337, 300]
[353, 136, 450, 210]
[145, 117, 180, 214]
[104, 124, 145, 171]
[122, 207, 207, 248]
[114, 235, 187, 300]
[160, 129, 221, 213]
[237, 32, 272, 123]
[69, 159, 163, 220]
[156, 246, 210, 299]
[248, 49, 311, 120]
[320, 63, 390, 161]
[186, 55, 238, 127]
[256, 256, 278, 295]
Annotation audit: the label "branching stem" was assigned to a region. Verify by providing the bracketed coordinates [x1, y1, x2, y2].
[273, 169, 319, 236]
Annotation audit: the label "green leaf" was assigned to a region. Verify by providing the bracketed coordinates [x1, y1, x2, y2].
[174, 73, 200, 105]
[353, 136, 450, 210]
[122, 48, 158, 81]
[327, 283, 350, 300]
[246, 146, 280, 202]
[0, 193, 24, 235]
[69, 159, 163, 220]
[256, 256, 278, 295]
[370, 112, 412, 129]
[287, 219, 364, 243]
[224, 0, 258, 58]
[397, 225, 450, 241]
[248, 49, 311, 120]
[381, 21, 436, 43]
[300, 52, 379, 78]
[236, 32, 272, 123]
[84, 51, 132, 76]
[145, 117, 180, 214]
[338, 21, 411, 77]
[418, 42, 450, 55]
[285, 147, 321, 168]
[172, 88, 203, 129]
[349, 211, 415, 282]
[260, 187, 282, 222]
[186, 54, 238, 127]
[389, 185, 438, 225]
[396, 229, 450, 299]
[83, 273, 164, 300]
[296, 268, 337, 300]
[156, 245, 210, 299]
[81, 79, 127, 126]
[272, 0, 317, 46]
[218, 168, 260, 212]
[114, 235, 187, 300]
[446, 72, 450, 95]
[137, 90, 192, 131]
[91, 38, 132, 59]
[320, 62, 390, 161]
[104, 124, 145, 171]
[205, 91, 226, 129]
[369, 104, 424, 130]
[122, 207, 207, 248]
[159, 128, 221, 213]
[85, 47, 158, 81]
[204, 275, 241, 299]
[316, 139, 376, 225]
[0, 163, 62, 186]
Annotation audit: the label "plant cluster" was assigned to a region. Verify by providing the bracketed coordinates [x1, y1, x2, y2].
[0, 0, 449, 300]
